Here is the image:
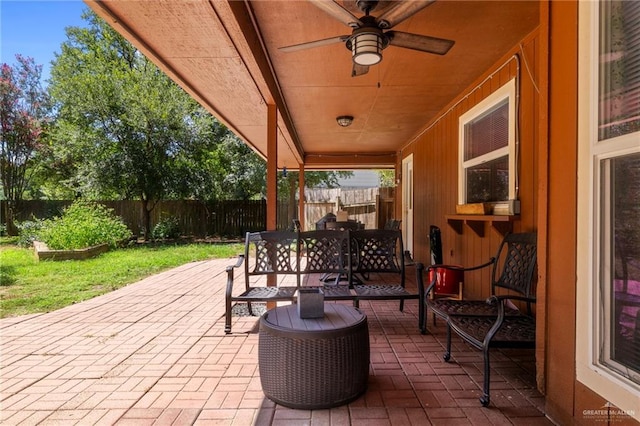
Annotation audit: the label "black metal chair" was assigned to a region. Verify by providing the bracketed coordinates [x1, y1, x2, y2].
[416, 233, 537, 328]
[444, 294, 537, 407]
[416, 232, 537, 406]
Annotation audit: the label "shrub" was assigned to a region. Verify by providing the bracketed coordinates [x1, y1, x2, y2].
[16, 219, 47, 247]
[151, 216, 181, 240]
[37, 201, 132, 250]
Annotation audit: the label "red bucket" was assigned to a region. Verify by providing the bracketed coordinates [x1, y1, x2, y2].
[428, 266, 464, 296]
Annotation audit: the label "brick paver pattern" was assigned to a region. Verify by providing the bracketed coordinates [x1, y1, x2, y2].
[0, 258, 553, 425]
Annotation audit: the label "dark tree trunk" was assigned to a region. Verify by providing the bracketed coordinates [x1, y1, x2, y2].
[2, 201, 19, 236]
[141, 198, 151, 241]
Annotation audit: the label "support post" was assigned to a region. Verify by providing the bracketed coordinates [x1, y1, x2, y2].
[298, 164, 305, 231]
[266, 104, 277, 297]
[266, 103, 277, 231]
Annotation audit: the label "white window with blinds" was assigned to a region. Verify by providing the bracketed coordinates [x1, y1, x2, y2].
[458, 79, 517, 207]
[577, 0, 640, 418]
[599, 1, 640, 141]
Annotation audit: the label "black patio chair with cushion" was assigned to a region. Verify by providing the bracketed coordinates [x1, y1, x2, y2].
[416, 232, 537, 329]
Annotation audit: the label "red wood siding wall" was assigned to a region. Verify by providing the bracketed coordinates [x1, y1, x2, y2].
[402, 30, 541, 302]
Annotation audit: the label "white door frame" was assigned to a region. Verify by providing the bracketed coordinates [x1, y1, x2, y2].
[401, 154, 414, 256]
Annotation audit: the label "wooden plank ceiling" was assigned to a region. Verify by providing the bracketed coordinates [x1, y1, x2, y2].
[86, 0, 539, 170]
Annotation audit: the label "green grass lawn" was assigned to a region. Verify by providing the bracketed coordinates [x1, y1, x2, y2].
[0, 239, 244, 319]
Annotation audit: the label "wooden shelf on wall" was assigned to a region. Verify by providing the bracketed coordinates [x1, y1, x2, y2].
[445, 214, 518, 237]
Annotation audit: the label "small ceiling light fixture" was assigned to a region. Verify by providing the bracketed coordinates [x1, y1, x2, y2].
[349, 27, 383, 66]
[336, 115, 354, 127]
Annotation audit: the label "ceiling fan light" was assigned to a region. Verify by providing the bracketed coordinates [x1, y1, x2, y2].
[336, 115, 354, 127]
[351, 32, 382, 66]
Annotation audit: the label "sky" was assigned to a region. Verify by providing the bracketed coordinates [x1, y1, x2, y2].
[1, 0, 88, 83]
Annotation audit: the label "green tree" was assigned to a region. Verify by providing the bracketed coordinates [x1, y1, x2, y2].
[46, 9, 352, 236]
[0, 55, 50, 234]
[180, 133, 266, 201]
[377, 170, 396, 187]
[47, 11, 227, 238]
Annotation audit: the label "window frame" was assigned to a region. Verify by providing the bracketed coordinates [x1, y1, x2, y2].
[458, 78, 517, 206]
[576, 1, 640, 419]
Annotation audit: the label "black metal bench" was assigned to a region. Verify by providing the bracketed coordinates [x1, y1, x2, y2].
[225, 229, 425, 334]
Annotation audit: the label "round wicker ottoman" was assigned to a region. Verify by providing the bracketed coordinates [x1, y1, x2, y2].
[259, 303, 369, 409]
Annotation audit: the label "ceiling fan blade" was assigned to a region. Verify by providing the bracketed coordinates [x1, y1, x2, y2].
[387, 31, 454, 55]
[280, 35, 350, 53]
[376, 0, 435, 29]
[308, 0, 363, 28]
[352, 63, 369, 77]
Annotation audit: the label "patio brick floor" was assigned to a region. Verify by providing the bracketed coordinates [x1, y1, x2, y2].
[0, 258, 554, 425]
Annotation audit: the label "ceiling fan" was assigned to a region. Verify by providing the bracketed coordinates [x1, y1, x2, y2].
[280, 0, 455, 77]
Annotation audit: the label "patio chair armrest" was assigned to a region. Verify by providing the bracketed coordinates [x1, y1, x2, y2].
[486, 294, 536, 316]
[225, 254, 245, 299]
[486, 294, 536, 305]
[224, 254, 245, 334]
[479, 295, 536, 346]
[427, 257, 496, 274]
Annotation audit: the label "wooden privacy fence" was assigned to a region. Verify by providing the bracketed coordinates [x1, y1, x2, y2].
[303, 187, 395, 230]
[1, 188, 395, 238]
[2, 200, 288, 238]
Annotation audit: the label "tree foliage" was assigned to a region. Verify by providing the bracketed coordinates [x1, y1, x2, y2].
[181, 134, 266, 201]
[47, 11, 250, 236]
[43, 10, 356, 237]
[377, 170, 395, 187]
[0, 55, 50, 234]
[279, 170, 353, 201]
[49, 12, 202, 198]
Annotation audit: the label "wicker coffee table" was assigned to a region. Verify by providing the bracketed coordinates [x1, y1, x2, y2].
[258, 303, 369, 409]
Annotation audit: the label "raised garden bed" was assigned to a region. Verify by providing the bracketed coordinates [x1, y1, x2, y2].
[33, 241, 109, 261]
